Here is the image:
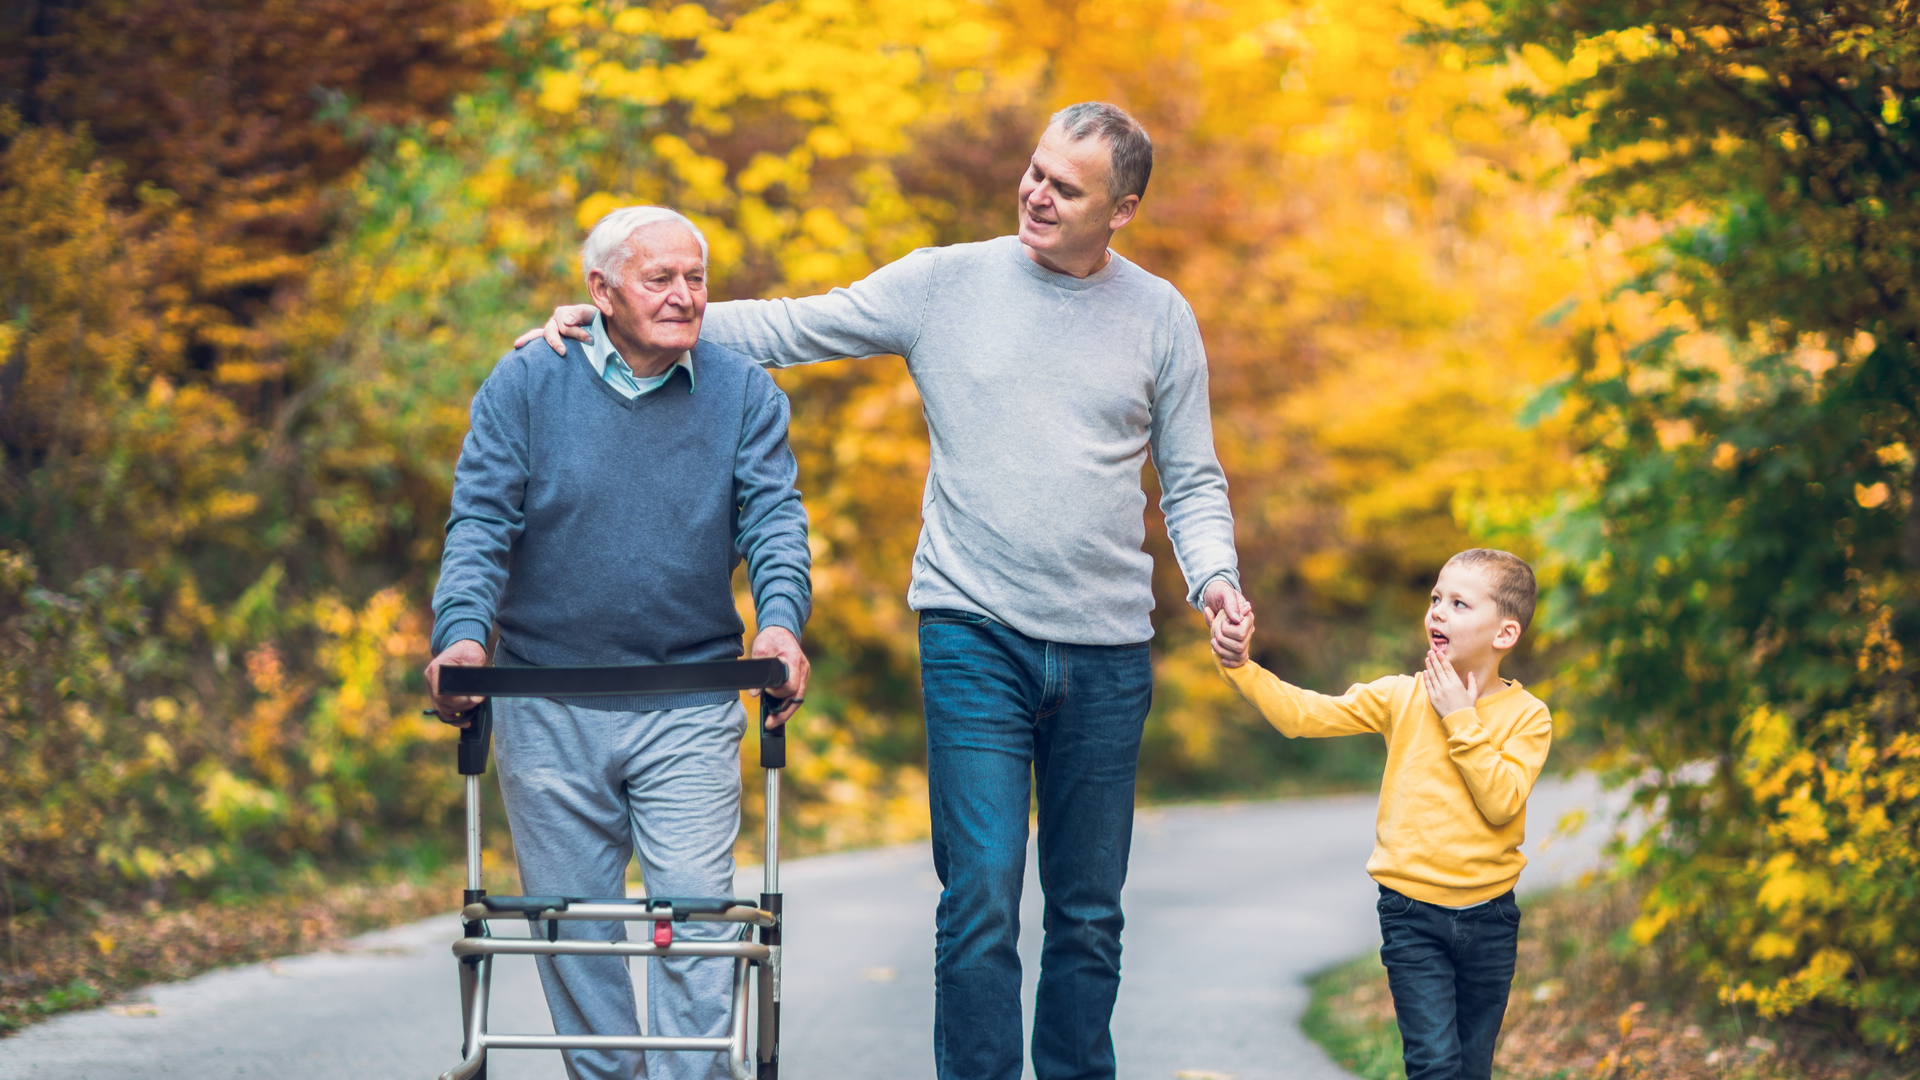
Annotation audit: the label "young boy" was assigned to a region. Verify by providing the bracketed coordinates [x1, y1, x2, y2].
[1210, 548, 1552, 1080]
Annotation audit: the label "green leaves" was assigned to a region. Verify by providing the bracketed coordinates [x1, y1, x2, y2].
[1445, 0, 1920, 1048]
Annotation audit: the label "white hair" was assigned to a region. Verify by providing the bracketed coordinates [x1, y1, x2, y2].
[580, 206, 708, 288]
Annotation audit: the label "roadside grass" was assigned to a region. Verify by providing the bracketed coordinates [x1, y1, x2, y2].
[1302, 880, 1918, 1080]
[1303, 953, 1403, 1080]
[0, 860, 502, 1035]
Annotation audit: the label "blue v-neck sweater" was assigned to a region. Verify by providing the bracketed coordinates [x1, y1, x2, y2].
[431, 337, 811, 711]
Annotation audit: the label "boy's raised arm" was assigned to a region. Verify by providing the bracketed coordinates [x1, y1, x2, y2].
[1437, 701, 1553, 826]
[1220, 662, 1397, 740]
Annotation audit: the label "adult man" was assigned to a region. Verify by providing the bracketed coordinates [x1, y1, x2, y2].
[429, 206, 810, 1080]
[522, 103, 1247, 1080]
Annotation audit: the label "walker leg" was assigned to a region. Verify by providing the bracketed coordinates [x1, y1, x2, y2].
[447, 702, 493, 1080]
[728, 957, 756, 1080]
[442, 954, 490, 1080]
[758, 698, 782, 1079]
[756, 891, 780, 1079]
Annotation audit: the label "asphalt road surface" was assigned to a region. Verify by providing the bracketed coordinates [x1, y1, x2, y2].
[0, 775, 1618, 1080]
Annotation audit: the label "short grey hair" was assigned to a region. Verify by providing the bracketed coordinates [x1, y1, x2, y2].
[580, 205, 708, 288]
[1048, 102, 1153, 202]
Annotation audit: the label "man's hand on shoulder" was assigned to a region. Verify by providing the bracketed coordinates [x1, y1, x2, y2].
[511, 304, 600, 355]
[750, 626, 809, 728]
[425, 639, 489, 726]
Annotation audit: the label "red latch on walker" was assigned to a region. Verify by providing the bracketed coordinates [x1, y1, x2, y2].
[653, 920, 672, 948]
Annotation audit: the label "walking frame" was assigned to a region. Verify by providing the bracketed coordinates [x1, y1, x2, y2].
[431, 659, 792, 1080]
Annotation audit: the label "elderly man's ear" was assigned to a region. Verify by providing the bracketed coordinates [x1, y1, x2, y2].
[749, 625, 810, 728]
[513, 304, 600, 354]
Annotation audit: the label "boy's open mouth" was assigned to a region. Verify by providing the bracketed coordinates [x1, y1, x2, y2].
[1430, 630, 1450, 647]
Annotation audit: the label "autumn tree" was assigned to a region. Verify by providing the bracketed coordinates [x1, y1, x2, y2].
[0, 0, 502, 914]
[1447, 0, 1920, 1049]
[0, 0, 500, 586]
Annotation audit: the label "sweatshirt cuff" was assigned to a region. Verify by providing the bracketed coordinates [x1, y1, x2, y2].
[434, 618, 492, 657]
[1191, 570, 1243, 612]
[1216, 656, 1264, 689]
[754, 597, 806, 641]
[1439, 706, 1485, 740]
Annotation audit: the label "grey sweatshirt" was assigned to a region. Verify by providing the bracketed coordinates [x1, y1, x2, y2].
[704, 235, 1237, 646]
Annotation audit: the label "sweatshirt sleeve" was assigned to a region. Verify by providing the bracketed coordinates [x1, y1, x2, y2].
[699, 250, 936, 368]
[733, 369, 812, 638]
[1218, 661, 1397, 739]
[431, 355, 530, 654]
[1149, 298, 1239, 610]
[1439, 700, 1554, 826]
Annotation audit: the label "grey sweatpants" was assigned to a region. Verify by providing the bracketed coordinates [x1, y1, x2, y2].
[493, 696, 747, 1080]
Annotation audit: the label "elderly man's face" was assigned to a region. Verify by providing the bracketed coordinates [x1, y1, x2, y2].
[589, 221, 707, 366]
[1017, 124, 1139, 274]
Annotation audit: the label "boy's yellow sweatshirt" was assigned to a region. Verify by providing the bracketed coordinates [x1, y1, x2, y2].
[1220, 660, 1553, 906]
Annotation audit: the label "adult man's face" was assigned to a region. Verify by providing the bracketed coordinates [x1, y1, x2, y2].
[587, 221, 707, 370]
[1017, 123, 1140, 276]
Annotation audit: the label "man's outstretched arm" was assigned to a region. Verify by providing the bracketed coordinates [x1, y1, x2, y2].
[516, 250, 938, 367]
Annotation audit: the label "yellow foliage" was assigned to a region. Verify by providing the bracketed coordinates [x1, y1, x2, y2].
[1, 0, 1599, 896]
[344, 0, 1591, 811]
[1615, 584, 1920, 1050]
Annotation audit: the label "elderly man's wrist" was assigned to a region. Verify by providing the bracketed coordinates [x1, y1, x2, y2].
[754, 602, 805, 643]
[434, 620, 492, 656]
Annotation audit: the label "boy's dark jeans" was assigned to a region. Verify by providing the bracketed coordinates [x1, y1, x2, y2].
[1377, 884, 1521, 1080]
[917, 609, 1154, 1080]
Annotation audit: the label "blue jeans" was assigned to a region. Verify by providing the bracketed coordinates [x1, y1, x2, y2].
[1377, 885, 1521, 1080]
[918, 609, 1154, 1080]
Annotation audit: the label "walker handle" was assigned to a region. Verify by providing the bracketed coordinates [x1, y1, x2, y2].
[759, 694, 786, 770]
[456, 700, 493, 776]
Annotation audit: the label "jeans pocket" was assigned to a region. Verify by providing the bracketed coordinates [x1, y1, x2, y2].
[1494, 893, 1522, 927]
[1377, 888, 1415, 917]
[919, 608, 993, 627]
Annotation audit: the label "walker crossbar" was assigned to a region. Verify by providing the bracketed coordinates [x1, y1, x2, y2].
[435, 659, 790, 1080]
[462, 899, 778, 928]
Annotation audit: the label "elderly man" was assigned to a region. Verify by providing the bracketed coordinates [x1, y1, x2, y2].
[429, 205, 810, 1080]
[521, 103, 1247, 1080]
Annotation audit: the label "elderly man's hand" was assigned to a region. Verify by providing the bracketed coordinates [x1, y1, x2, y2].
[512, 304, 600, 354]
[749, 626, 809, 728]
[425, 639, 489, 726]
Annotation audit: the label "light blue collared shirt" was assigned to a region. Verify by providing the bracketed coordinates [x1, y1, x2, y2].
[585, 310, 696, 399]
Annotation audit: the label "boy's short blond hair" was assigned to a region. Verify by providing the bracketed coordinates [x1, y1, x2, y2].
[1445, 549, 1538, 634]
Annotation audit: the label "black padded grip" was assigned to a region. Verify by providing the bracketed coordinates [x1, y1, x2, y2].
[457, 700, 494, 775]
[760, 697, 786, 769]
[439, 659, 788, 699]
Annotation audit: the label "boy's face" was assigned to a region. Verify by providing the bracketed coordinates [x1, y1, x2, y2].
[1425, 562, 1522, 670]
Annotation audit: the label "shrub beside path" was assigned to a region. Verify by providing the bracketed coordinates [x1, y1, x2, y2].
[0, 776, 1615, 1080]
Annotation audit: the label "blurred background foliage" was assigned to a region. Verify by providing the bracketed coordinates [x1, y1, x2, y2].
[1443, 0, 1920, 1052]
[0, 0, 1914, 1050]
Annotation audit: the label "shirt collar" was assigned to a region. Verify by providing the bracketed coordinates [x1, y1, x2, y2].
[586, 309, 696, 392]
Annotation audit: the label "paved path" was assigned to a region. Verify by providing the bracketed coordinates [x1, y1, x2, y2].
[0, 776, 1618, 1080]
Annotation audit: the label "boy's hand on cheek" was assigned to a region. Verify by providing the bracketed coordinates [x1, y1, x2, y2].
[1211, 608, 1254, 668]
[1422, 647, 1479, 717]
